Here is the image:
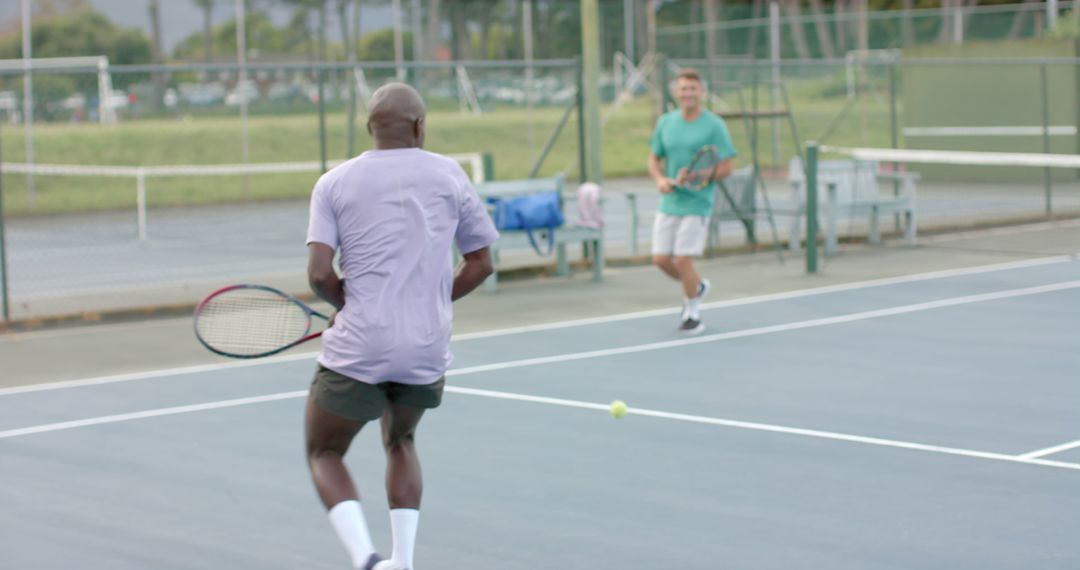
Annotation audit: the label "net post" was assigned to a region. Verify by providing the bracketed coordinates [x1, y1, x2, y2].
[805, 141, 819, 274]
[317, 70, 328, 174]
[751, 61, 761, 166]
[769, 1, 782, 167]
[889, 59, 900, 231]
[658, 54, 673, 113]
[235, 0, 251, 200]
[580, 0, 603, 185]
[136, 170, 148, 242]
[1040, 62, 1052, 217]
[575, 55, 587, 184]
[317, 8, 329, 175]
[1076, 40, 1080, 179]
[481, 152, 495, 183]
[0, 124, 9, 322]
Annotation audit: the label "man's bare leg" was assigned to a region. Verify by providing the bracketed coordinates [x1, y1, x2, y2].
[674, 256, 702, 299]
[306, 397, 365, 507]
[305, 397, 381, 570]
[382, 403, 427, 569]
[652, 254, 681, 281]
[382, 403, 425, 509]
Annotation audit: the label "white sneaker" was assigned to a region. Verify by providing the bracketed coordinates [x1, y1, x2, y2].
[373, 560, 409, 570]
[697, 278, 711, 301]
[679, 316, 705, 335]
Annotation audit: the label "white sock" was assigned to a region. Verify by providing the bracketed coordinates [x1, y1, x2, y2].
[328, 500, 377, 570]
[390, 508, 420, 569]
[686, 296, 702, 320]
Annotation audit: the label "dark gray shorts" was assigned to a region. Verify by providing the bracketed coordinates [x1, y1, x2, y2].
[310, 364, 445, 422]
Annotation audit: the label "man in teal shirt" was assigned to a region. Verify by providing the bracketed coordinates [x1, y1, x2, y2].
[648, 68, 737, 334]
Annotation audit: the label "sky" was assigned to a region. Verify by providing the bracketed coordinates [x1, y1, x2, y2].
[0, 0, 394, 52]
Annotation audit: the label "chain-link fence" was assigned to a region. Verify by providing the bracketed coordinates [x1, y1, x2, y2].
[0, 58, 585, 322]
[0, 0, 1075, 323]
[1, 48, 1079, 323]
[665, 53, 1079, 257]
[658, 2, 1080, 60]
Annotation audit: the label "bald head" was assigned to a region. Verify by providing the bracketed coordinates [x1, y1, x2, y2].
[367, 83, 426, 149]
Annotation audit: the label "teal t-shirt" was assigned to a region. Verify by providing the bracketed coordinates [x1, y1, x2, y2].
[649, 109, 737, 217]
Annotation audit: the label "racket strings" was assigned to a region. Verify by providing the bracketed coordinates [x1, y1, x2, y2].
[686, 146, 721, 190]
[195, 290, 311, 356]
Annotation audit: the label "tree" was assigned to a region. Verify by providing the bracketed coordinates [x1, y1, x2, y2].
[427, 0, 442, 60]
[448, 0, 470, 59]
[901, 0, 914, 46]
[338, 0, 358, 157]
[359, 29, 414, 61]
[834, 0, 847, 53]
[336, 0, 355, 62]
[0, 5, 151, 112]
[783, 0, 812, 59]
[746, 0, 765, 57]
[278, 0, 328, 58]
[148, 0, 165, 107]
[808, 0, 835, 58]
[192, 0, 216, 63]
[704, 0, 721, 58]
[174, 7, 319, 61]
[938, 0, 953, 43]
[0, 6, 151, 69]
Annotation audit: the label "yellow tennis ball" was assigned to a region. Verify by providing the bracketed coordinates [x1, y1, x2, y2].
[610, 400, 628, 419]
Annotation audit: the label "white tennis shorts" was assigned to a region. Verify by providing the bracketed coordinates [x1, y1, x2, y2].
[651, 213, 709, 257]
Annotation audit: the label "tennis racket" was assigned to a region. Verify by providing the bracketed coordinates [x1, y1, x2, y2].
[681, 145, 723, 191]
[194, 284, 329, 359]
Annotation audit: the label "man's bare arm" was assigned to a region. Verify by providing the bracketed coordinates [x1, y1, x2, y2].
[713, 158, 733, 181]
[452, 247, 494, 301]
[648, 153, 676, 193]
[307, 243, 345, 311]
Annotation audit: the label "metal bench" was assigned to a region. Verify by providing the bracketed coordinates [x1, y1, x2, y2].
[788, 157, 919, 256]
[707, 166, 758, 251]
[472, 175, 604, 292]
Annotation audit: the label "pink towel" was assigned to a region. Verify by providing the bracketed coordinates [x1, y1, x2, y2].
[576, 182, 604, 229]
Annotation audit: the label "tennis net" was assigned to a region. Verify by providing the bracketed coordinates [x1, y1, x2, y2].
[0, 153, 489, 322]
[796, 145, 1080, 269]
[1, 153, 488, 241]
[819, 145, 1080, 219]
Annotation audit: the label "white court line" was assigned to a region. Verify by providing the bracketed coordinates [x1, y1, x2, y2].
[2, 384, 1078, 473]
[1, 316, 193, 342]
[4, 279, 1079, 439]
[918, 219, 1080, 246]
[0, 391, 307, 439]
[445, 280, 1080, 377]
[1018, 439, 1080, 460]
[453, 254, 1077, 341]
[1, 254, 1076, 397]
[903, 126, 1078, 137]
[451, 387, 1080, 472]
[0, 351, 319, 397]
[5, 250, 1073, 346]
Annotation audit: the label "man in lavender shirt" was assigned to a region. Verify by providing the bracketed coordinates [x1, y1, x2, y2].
[305, 83, 498, 570]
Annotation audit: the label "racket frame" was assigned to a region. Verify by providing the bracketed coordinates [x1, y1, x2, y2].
[193, 284, 329, 359]
[684, 145, 723, 191]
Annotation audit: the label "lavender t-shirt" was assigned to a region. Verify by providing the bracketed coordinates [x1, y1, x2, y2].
[306, 148, 498, 385]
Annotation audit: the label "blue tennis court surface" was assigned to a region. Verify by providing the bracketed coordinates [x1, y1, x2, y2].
[2, 257, 1078, 570]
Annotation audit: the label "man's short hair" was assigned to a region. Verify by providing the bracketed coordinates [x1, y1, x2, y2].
[677, 68, 703, 83]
